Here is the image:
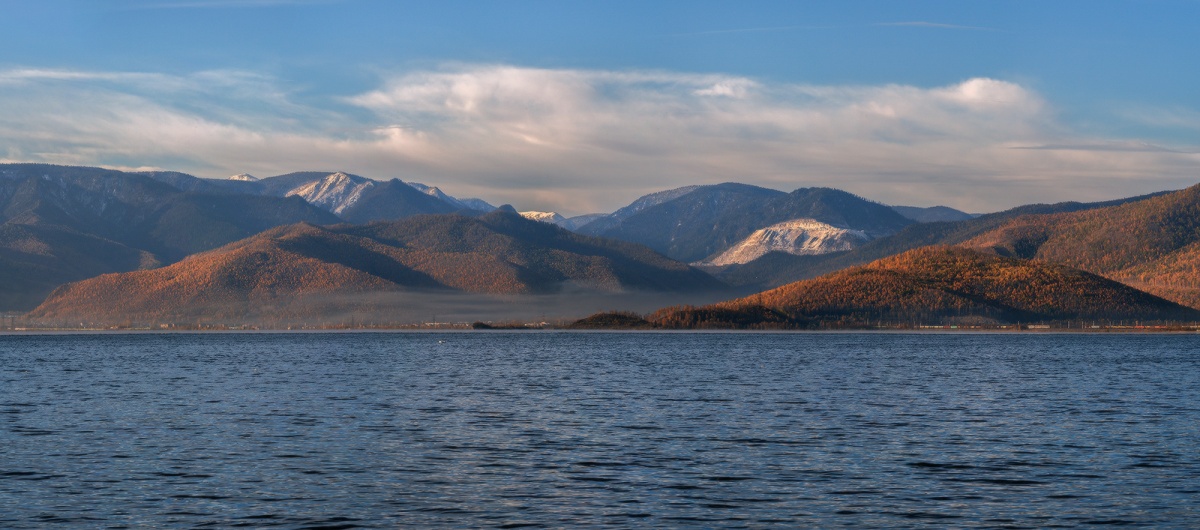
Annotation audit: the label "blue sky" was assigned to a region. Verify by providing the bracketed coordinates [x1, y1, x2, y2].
[1, 0, 1198, 213]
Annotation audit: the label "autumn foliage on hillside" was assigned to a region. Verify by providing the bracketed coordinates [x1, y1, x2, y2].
[712, 188, 1169, 292]
[649, 246, 1200, 328]
[30, 211, 724, 323]
[0, 163, 340, 311]
[963, 183, 1200, 308]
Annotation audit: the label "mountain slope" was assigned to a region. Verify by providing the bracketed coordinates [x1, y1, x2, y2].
[650, 247, 1200, 328]
[891, 205, 975, 223]
[715, 190, 1174, 291]
[148, 170, 483, 220]
[576, 185, 703, 235]
[284, 171, 376, 215]
[339, 179, 459, 222]
[338, 210, 724, 292]
[559, 213, 607, 231]
[30, 211, 725, 322]
[256, 172, 481, 219]
[700, 219, 870, 266]
[580, 184, 912, 263]
[520, 211, 567, 224]
[0, 224, 158, 310]
[521, 211, 610, 231]
[0, 163, 340, 310]
[408, 182, 496, 211]
[30, 224, 404, 323]
[961, 183, 1200, 307]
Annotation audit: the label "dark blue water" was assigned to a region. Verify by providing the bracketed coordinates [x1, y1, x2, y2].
[2, 332, 1198, 528]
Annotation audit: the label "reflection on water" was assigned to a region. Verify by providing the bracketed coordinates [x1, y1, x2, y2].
[2, 332, 1198, 527]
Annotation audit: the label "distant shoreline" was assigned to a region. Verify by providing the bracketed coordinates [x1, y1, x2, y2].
[3, 326, 1200, 335]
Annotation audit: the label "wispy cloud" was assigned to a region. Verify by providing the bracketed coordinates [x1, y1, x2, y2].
[0, 68, 160, 84]
[1117, 106, 1200, 132]
[120, 0, 339, 10]
[668, 25, 838, 37]
[0, 64, 1196, 214]
[671, 21, 999, 37]
[873, 21, 999, 31]
[1011, 142, 1195, 154]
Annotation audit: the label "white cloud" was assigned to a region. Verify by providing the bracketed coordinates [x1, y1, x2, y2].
[694, 80, 756, 98]
[0, 64, 1197, 214]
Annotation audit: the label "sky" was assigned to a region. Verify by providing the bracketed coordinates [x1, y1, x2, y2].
[1, 0, 1198, 215]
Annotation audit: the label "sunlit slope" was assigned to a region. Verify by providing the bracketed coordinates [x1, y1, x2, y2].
[715, 189, 1175, 291]
[0, 163, 339, 310]
[32, 211, 724, 322]
[650, 247, 1199, 328]
[963, 183, 1200, 307]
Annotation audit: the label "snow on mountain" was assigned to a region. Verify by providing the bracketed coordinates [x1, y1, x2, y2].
[516, 211, 607, 231]
[407, 181, 496, 211]
[520, 211, 567, 224]
[407, 181, 458, 205]
[286, 171, 375, 215]
[575, 185, 705, 235]
[611, 185, 702, 221]
[455, 197, 497, 212]
[700, 218, 872, 266]
[228, 173, 259, 182]
[559, 213, 607, 231]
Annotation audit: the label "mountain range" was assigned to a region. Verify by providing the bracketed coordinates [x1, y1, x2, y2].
[0, 164, 339, 309]
[0, 164, 511, 310]
[7, 162, 1200, 327]
[31, 210, 725, 324]
[712, 189, 1175, 291]
[575, 183, 915, 263]
[145, 170, 492, 222]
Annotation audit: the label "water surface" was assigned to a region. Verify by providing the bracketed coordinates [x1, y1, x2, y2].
[2, 332, 1198, 527]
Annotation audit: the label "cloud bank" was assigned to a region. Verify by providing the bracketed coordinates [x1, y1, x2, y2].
[0, 64, 1196, 213]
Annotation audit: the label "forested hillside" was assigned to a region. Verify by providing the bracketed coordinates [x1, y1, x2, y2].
[964, 183, 1200, 307]
[649, 247, 1199, 328]
[31, 211, 725, 323]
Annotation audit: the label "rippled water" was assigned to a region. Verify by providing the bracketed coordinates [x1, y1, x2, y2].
[2, 332, 1198, 527]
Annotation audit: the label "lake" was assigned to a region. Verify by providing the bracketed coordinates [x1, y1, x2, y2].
[2, 332, 1198, 527]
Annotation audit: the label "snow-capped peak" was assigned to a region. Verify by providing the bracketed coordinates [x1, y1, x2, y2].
[699, 218, 872, 266]
[520, 211, 567, 224]
[408, 181, 453, 201]
[407, 181, 496, 211]
[455, 197, 498, 212]
[228, 173, 259, 182]
[286, 172, 375, 215]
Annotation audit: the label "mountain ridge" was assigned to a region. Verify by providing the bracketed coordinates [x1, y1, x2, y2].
[713, 189, 1179, 291]
[579, 183, 912, 263]
[0, 163, 340, 310]
[961, 183, 1200, 308]
[649, 246, 1200, 328]
[30, 211, 727, 323]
